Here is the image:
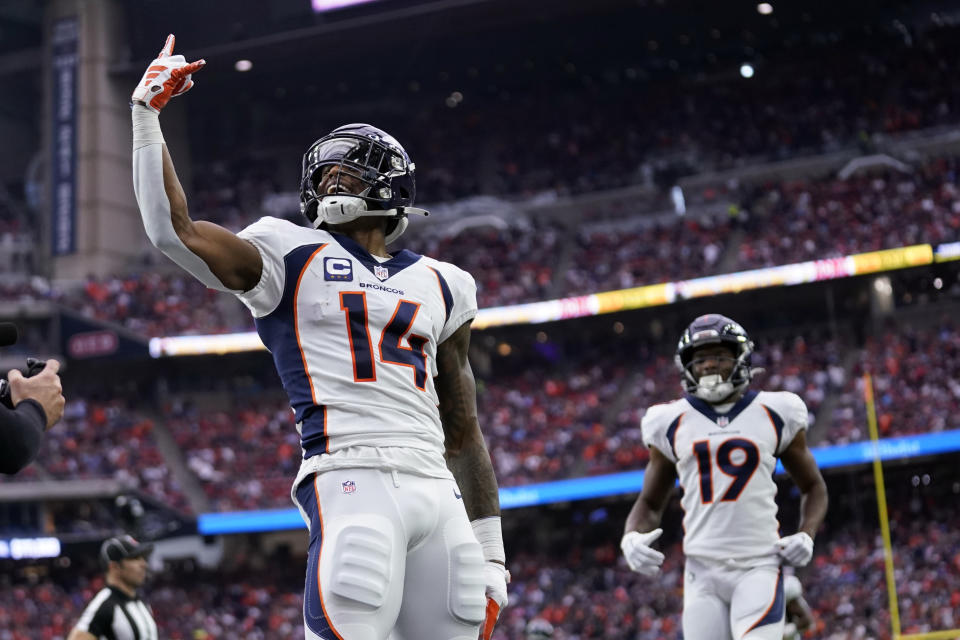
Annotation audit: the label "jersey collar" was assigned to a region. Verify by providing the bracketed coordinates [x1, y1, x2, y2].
[685, 389, 758, 425]
[108, 585, 139, 601]
[330, 232, 421, 281]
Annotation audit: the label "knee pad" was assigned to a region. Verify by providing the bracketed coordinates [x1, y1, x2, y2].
[327, 517, 395, 609]
[444, 519, 486, 625]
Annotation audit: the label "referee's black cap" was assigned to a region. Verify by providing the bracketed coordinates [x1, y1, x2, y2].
[100, 535, 154, 568]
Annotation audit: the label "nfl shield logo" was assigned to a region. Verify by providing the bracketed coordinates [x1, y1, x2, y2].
[716, 416, 729, 428]
[341, 480, 357, 494]
[374, 265, 389, 281]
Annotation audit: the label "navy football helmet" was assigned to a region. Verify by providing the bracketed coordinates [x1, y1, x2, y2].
[299, 123, 428, 244]
[675, 314, 756, 403]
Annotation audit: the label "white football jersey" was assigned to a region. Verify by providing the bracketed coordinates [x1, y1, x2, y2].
[642, 390, 808, 562]
[235, 217, 477, 482]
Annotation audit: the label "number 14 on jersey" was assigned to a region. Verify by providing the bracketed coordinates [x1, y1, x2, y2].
[339, 292, 428, 390]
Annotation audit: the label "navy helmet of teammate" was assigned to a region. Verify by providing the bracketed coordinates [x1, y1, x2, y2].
[525, 617, 554, 640]
[675, 314, 757, 403]
[621, 314, 828, 640]
[130, 35, 508, 640]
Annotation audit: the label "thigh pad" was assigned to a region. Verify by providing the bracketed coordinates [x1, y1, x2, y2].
[327, 517, 396, 609]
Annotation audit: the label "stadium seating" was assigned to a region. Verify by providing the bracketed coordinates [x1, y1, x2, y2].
[142, 330, 843, 511]
[37, 154, 959, 336]
[10, 398, 193, 514]
[3, 495, 956, 639]
[829, 322, 960, 444]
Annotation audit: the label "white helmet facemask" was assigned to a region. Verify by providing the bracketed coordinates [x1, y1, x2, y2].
[682, 351, 754, 403]
[692, 373, 737, 403]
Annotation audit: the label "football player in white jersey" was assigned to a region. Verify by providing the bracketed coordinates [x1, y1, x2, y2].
[782, 574, 814, 640]
[620, 315, 828, 640]
[129, 36, 508, 640]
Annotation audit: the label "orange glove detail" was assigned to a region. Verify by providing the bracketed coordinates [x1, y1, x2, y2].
[480, 597, 501, 640]
[131, 34, 205, 112]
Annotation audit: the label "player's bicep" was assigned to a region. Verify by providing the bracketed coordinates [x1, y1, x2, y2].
[182, 220, 263, 291]
[780, 430, 824, 493]
[641, 446, 679, 510]
[67, 630, 97, 640]
[435, 321, 480, 452]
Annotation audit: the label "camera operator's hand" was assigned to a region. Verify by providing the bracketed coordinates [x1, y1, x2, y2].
[8, 359, 65, 430]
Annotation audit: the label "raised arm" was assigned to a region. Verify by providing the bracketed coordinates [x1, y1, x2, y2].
[131, 35, 261, 292]
[434, 320, 506, 640]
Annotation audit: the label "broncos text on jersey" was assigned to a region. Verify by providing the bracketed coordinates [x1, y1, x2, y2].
[642, 390, 808, 563]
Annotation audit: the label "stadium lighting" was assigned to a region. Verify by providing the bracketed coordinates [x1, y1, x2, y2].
[234, 59, 253, 72]
[445, 91, 464, 108]
[740, 63, 755, 78]
[312, 0, 380, 11]
[757, 3, 773, 15]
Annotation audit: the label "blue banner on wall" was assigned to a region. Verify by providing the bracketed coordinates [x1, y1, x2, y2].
[50, 16, 79, 256]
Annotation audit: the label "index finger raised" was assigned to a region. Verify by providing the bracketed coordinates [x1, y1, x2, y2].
[43, 359, 60, 374]
[159, 33, 175, 58]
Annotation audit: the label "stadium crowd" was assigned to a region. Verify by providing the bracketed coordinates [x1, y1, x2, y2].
[499, 502, 960, 640]
[7, 397, 192, 514]
[35, 152, 960, 338]
[164, 393, 300, 512]
[189, 23, 960, 202]
[20, 310, 960, 517]
[829, 321, 960, 444]
[1, 485, 957, 639]
[42, 328, 840, 512]
[18, 315, 956, 516]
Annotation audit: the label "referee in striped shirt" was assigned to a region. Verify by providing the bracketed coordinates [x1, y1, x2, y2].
[68, 535, 159, 640]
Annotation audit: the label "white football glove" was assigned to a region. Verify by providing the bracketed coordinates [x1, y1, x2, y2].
[620, 528, 665, 576]
[480, 561, 510, 640]
[472, 517, 509, 640]
[131, 34, 205, 112]
[775, 532, 814, 567]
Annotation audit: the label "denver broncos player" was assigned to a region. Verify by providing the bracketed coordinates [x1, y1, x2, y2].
[620, 315, 827, 640]
[782, 574, 814, 640]
[129, 36, 507, 640]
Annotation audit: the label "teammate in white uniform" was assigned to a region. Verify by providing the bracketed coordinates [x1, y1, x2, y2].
[129, 36, 508, 640]
[782, 574, 814, 639]
[620, 315, 828, 640]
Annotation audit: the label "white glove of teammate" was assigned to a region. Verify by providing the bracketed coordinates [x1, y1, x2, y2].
[620, 528, 665, 576]
[131, 34, 205, 112]
[783, 622, 801, 640]
[775, 532, 814, 567]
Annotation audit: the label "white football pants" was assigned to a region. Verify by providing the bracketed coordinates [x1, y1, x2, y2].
[682, 556, 785, 640]
[294, 468, 487, 640]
